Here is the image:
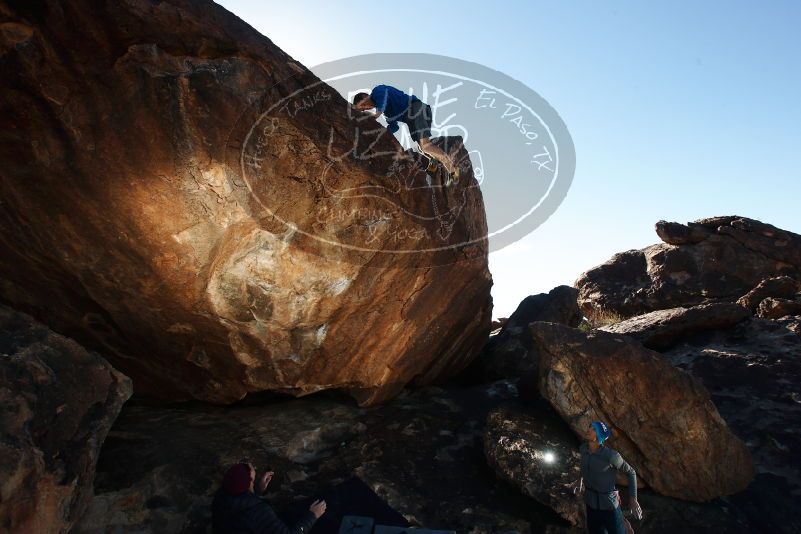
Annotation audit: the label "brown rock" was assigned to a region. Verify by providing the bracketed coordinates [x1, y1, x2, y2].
[756, 297, 801, 319]
[576, 216, 801, 318]
[464, 286, 580, 381]
[655, 220, 711, 245]
[484, 402, 584, 527]
[737, 276, 800, 311]
[0, 0, 491, 405]
[531, 321, 755, 501]
[600, 302, 751, 350]
[0, 304, 132, 533]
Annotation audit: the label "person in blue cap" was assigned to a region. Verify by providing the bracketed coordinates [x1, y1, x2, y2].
[570, 421, 642, 533]
[352, 85, 461, 186]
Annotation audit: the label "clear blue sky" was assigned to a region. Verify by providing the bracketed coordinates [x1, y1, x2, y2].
[217, 0, 801, 318]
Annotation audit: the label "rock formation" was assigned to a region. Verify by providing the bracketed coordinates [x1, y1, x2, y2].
[0, 304, 132, 534]
[599, 302, 751, 350]
[530, 321, 755, 501]
[463, 285, 580, 381]
[0, 0, 491, 405]
[736, 276, 800, 311]
[484, 402, 584, 527]
[576, 216, 801, 319]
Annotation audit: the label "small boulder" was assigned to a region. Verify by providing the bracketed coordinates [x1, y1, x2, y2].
[0, 305, 132, 533]
[756, 297, 801, 320]
[531, 321, 755, 501]
[484, 403, 584, 527]
[736, 276, 800, 311]
[465, 286, 580, 381]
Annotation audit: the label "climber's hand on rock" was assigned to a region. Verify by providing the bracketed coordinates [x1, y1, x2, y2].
[309, 499, 327, 518]
[258, 471, 273, 494]
[630, 498, 642, 520]
[570, 478, 584, 495]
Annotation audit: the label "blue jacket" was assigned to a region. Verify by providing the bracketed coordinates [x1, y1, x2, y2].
[370, 84, 422, 134]
[211, 490, 318, 534]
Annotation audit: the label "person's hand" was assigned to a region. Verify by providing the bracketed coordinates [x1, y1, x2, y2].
[309, 499, 327, 518]
[257, 471, 273, 494]
[569, 478, 584, 495]
[630, 498, 643, 520]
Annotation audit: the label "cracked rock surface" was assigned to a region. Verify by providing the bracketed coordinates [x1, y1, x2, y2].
[0, 0, 491, 405]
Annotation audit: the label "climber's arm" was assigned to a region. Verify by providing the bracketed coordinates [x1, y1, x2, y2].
[610, 451, 637, 500]
[370, 86, 389, 115]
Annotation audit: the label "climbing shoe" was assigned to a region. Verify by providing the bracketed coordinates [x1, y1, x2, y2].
[447, 167, 461, 186]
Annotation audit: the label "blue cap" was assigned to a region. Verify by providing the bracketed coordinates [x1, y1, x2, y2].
[591, 421, 611, 444]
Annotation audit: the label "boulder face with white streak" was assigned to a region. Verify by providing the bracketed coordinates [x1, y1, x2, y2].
[0, 0, 491, 405]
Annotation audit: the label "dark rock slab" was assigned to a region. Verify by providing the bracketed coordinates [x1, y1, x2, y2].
[599, 302, 751, 350]
[0, 304, 132, 533]
[661, 317, 801, 533]
[484, 402, 584, 527]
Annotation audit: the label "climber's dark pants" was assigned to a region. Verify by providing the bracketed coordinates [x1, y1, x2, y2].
[401, 99, 432, 142]
[586, 505, 625, 534]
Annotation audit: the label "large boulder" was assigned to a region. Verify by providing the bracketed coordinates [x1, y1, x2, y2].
[0, 0, 491, 405]
[484, 402, 584, 528]
[0, 304, 132, 533]
[530, 321, 755, 501]
[465, 286, 580, 381]
[599, 302, 751, 350]
[576, 216, 801, 319]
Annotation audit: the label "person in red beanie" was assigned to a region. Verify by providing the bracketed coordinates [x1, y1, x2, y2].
[212, 459, 326, 534]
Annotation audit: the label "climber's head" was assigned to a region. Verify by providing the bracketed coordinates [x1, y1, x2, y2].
[352, 92, 374, 110]
[588, 421, 611, 445]
[221, 460, 255, 495]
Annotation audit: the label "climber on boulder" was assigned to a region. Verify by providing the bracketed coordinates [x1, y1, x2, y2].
[212, 459, 327, 534]
[570, 421, 642, 534]
[352, 84, 461, 186]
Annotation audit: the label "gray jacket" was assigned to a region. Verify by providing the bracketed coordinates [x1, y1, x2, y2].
[579, 443, 637, 510]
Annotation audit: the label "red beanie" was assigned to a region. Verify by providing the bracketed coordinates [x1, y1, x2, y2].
[222, 463, 252, 495]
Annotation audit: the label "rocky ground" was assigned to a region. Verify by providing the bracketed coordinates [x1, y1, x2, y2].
[73, 381, 565, 534]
